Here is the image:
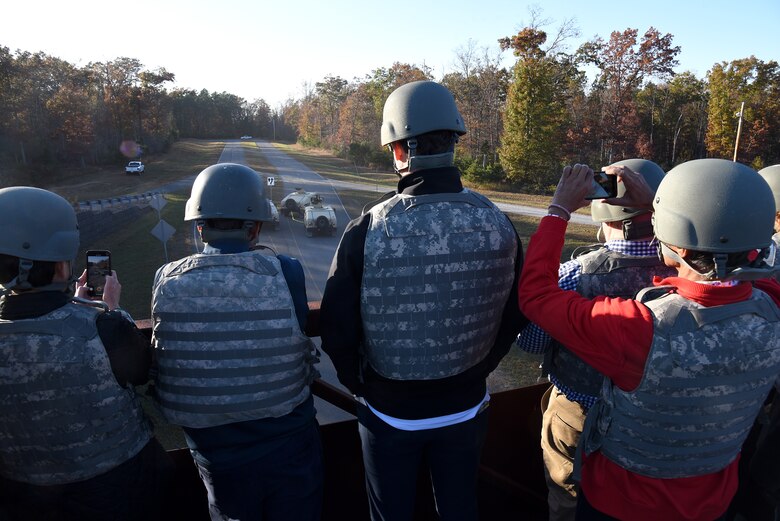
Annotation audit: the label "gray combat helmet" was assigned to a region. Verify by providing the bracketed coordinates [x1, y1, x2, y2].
[380, 81, 466, 147]
[185, 163, 271, 222]
[0, 186, 79, 262]
[0, 187, 79, 293]
[653, 158, 775, 253]
[591, 159, 666, 223]
[758, 165, 780, 213]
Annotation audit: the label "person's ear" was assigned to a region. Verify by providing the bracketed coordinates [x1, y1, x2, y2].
[392, 142, 407, 162]
[52, 260, 71, 282]
[247, 222, 261, 241]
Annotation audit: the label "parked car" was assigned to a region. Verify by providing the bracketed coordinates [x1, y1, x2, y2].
[303, 195, 337, 237]
[125, 161, 144, 175]
[280, 188, 318, 216]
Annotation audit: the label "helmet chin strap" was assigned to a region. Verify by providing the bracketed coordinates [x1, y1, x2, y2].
[0, 259, 74, 296]
[658, 241, 726, 280]
[659, 243, 724, 280]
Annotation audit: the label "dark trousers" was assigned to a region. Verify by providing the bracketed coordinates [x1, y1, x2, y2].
[357, 403, 489, 521]
[0, 438, 174, 521]
[196, 420, 323, 521]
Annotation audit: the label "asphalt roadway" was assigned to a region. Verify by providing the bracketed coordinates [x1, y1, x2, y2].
[160, 139, 595, 424]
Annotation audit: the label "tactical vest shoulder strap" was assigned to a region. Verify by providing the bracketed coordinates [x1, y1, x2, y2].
[674, 289, 780, 332]
[578, 248, 665, 274]
[362, 190, 398, 216]
[636, 285, 675, 304]
[161, 252, 279, 278]
[571, 244, 605, 261]
[0, 302, 100, 339]
[376, 190, 491, 220]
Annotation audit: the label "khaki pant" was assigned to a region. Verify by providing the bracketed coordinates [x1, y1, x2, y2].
[540, 385, 587, 521]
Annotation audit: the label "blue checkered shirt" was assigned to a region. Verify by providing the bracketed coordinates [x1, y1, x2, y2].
[516, 238, 659, 409]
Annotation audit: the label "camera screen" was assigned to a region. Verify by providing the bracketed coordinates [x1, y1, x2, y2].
[87, 253, 110, 296]
[589, 172, 616, 199]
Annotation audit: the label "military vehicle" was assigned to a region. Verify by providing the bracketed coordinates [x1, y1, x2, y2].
[303, 194, 337, 237]
[280, 188, 318, 216]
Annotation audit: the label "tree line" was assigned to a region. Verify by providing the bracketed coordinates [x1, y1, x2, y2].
[1, 18, 779, 192]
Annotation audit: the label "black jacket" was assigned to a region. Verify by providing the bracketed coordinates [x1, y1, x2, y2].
[320, 166, 528, 419]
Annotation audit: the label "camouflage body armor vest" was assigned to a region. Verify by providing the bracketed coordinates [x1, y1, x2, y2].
[361, 190, 517, 380]
[546, 247, 674, 401]
[0, 302, 152, 485]
[152, 252, 318, 428]
[581, 288, 780, 478]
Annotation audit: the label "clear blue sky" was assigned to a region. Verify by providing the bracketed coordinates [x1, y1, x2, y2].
[3, 0, 778, 108]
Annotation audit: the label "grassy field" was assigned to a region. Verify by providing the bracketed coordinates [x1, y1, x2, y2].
[45, 140, 226, 203]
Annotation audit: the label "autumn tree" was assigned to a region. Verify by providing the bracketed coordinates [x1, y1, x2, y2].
[706, 57, 780, 167]
[442, 41, 510, 163]
[331, 63, 430, 166]
[578, 27, 680, 162]
[498, 24, 580, 189]
[635, 72, 708, 167]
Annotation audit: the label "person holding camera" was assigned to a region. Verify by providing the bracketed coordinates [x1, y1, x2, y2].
[759, 165, 780, 280]
[0, 186, 172, 520]
[151, 163, 322, 521]
[320, 80, 526, 520]
[517, 159, 673, 521]
[519, 159, 780, 521]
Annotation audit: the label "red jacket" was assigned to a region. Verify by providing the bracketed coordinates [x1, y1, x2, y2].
[519, 216, 780, 521]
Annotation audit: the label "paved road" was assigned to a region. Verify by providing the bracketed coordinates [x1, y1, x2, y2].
[151, 140, 595, 424]
[219, 141, 357, 423]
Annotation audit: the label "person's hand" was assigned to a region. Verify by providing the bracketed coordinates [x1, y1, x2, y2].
[550, 163, 594, 215]
[602, 164, 654, 210]
[101, 271, 121, 311]
[75, 269, 90, 299]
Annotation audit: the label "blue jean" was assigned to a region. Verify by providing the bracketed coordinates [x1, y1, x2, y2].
[357, 403, 489, 521]
[196, 420, 323, 521]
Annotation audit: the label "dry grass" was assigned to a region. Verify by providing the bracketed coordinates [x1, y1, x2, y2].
[44, 140, 225, 203]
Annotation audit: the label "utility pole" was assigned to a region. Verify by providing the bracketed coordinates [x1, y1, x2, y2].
[733, 101, 745, 162]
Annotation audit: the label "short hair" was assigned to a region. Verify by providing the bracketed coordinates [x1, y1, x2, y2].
[685, 250, 755, 280]
[0, 254, 56, 288]
[398, 130, 457, 156]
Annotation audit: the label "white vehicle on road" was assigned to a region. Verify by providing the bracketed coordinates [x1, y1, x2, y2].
[303, 195, 337, 237]
[280, 188, 318, 216]
[125, 161, 144, 175]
